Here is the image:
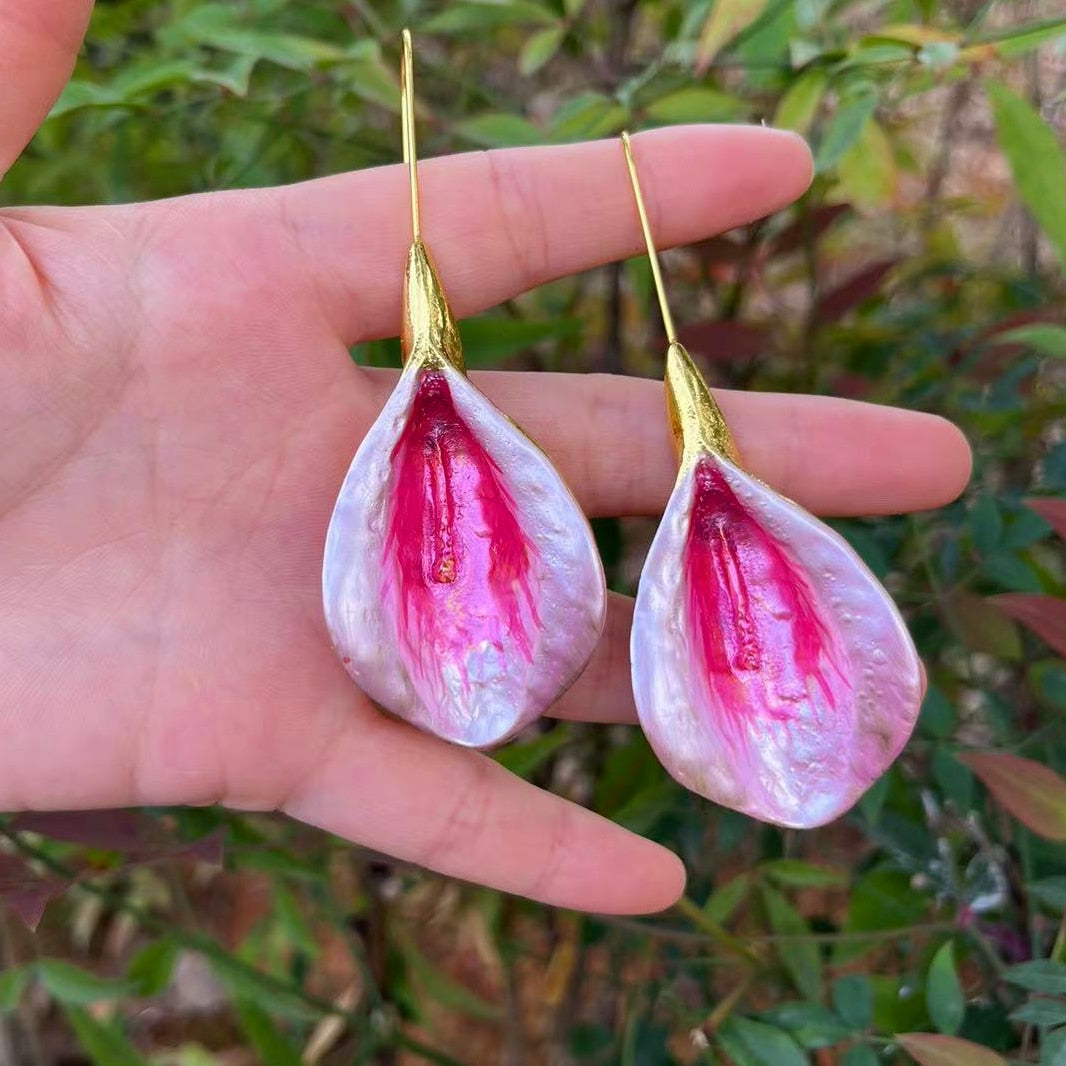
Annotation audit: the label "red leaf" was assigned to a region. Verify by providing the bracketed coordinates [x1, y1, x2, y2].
[772, 204, 851, 255]
[960, 751, 1066, 841]
[829, 373, 871, 399]
[10, 811, 224, 867]
[0, 853, 68, 930]
[677, 321, 769, 363]
[815, 260, 898, 325]
[12, 810, 173, 854]
[897, 1033, 1006, 1066]
[1026, 497, 1066, 540]
[693, 235, 746, 268]
[992, 594, 1066, 658]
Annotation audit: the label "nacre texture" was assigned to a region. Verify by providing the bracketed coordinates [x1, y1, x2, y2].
[630, 343, 922, 827]
[323, 245, 605, 748]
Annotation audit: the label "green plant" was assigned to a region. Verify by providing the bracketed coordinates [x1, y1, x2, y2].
[1, 1, 1065, 1063]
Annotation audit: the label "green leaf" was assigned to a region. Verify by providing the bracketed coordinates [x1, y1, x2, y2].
[208, 953, 322, 1022]
[127, 938, 179, 997]
[0, 966, 28, 1011]
[1004, 960, 1066, 995]
[926, 942, 964, 1035]
[970, 495, 1004, 554]
[833, 975, 874, 1029]
[859, 769, 891, 824]
[981, 553, 1044, 593]
[275, 884, 319, 959]
[816, 83, 877, 172]
[974, 17, 1066, 59]
[1009, 999, 1066, 1027]
[423, 3, 556, 33]
[1029, 876, 1066, 911]
[760, 1002, 850, 1048]
[762, 859, 847, 888]
[717, 1016, 807, 1066]
[834, 869, 929, 965]
[37, 960, 131, 1005]
[704, 872, 752, 924]
[460, 315, 582, 366]
[761, 884, 823, 1001]
[341, 53, 402, 113]
[836, 118, 897, 208]
[645, 86, 747, 123]
[519, 24, 565, 76]
[987, 80, 1066, 270]
[496, 725, 571, 777]
[896, 1032, 1006, 1065]
[918, 685, 956, 740]
[64, 1006, 149, 1066]
[48, 80, 117, 120]
[773, 67, 828, 135]
[843, 1048, 880, 1066]
[1034, 661, 1066, 710]
[191, 55, 259, 97]
[872, 975, 928, 1033]
[454, 113, 541, 148]
[550, 91, 627, 140]
[997, 324, 1066, 358]
[696, 0, 770, 69]
[234, 999, 303, 1066]
[1042, 1026, 1066, 1066]
[110, 60, 198, 99]
[164, 5, 359, 75]
[932, 750, 974, 810]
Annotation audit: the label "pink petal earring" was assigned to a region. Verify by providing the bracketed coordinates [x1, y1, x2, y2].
[322, 32, 606, 748]
[621, 133, 922, 827]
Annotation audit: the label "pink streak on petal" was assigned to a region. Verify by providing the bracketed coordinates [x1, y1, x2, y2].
[383, 371, 541, 714]
[684, 458, 852, 739]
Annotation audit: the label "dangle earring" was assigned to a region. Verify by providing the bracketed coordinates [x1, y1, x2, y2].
[322, 32, 606, 749]
[621, 132, 922, 827]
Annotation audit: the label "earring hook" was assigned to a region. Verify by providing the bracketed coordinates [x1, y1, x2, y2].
[621, 131, 676, 346]
[401, 28, 421, 243]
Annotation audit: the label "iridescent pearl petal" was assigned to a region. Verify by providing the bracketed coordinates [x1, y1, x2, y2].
[631, 449, 922, 827]
[323, 360, 605, 749]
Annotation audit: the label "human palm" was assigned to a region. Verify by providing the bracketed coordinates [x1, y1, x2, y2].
[0, 3, 971, 914]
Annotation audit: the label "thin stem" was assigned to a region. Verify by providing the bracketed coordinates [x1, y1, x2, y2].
[673, 896, 764, 963]
[400, 28, 421, 242]
[620, 131, 676, 345]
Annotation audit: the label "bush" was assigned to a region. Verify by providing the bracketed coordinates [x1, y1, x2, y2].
[2, 1, 1065, 1063]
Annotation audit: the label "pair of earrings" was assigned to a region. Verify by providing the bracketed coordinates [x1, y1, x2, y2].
[322, 32, 923, 828]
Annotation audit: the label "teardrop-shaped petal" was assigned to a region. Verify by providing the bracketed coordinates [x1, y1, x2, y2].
[323, 361, 605, 748]
[631, 450, 921, 827]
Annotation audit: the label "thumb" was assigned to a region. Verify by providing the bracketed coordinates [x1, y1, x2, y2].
[0, 2, 94, 181]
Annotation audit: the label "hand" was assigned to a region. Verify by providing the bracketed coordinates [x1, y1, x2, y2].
[0, 3, 970, 914]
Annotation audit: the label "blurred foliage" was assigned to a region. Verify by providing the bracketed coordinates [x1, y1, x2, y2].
[2, 0, 1066, 1063]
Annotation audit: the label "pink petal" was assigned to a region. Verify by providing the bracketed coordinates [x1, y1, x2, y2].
[383, 371, 541, 718]
[323, 363, 605, 747]
[685, 457, 851, 736]
[631, 451, 921, 826]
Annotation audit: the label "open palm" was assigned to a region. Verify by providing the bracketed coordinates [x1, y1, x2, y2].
[0, 3, 970, 914]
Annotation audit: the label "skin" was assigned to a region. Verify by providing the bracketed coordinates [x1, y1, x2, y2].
[0, 2, 971, 914]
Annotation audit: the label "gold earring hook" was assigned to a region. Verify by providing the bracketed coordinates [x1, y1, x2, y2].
[621, 131, 738, 466]
[398, 30, 463, 372]
[621, 131, 676, 346]
[401, 28, 421, 242]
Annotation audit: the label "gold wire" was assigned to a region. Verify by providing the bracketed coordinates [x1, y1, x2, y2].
[397, 30, 463, 371]
[620, 131, 677, 346]
[400, 28, 421, 242]
[621, 132, 739, 465]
